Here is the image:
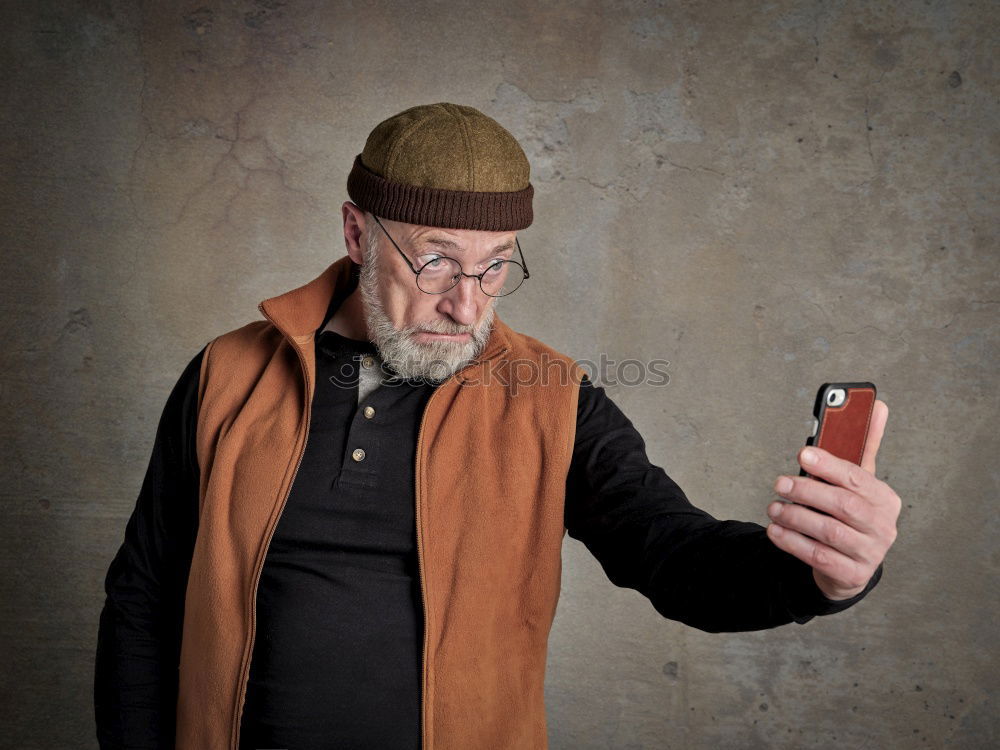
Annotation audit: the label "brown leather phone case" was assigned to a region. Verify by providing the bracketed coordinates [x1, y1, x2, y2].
[801, 382, 876, 478]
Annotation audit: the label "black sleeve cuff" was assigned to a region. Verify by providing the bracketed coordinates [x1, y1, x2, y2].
[782, 558, 884, 624]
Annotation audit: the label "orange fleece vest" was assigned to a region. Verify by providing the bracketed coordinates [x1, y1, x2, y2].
[176, 256, 585, 748]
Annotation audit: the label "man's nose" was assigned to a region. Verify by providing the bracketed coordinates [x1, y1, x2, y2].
[437, 274, 483, 327]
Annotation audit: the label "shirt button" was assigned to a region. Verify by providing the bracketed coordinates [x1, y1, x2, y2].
[361, 356, 375, 369]
[351, 448, 366, 462]
[363, 405, 376, 419]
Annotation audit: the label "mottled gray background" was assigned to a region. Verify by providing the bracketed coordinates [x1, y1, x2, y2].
[1, 0, 997, 748]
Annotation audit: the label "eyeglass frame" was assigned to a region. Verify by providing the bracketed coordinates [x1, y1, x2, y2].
[370, 214, 530, 297]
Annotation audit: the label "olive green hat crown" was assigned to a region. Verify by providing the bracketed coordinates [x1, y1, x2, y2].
[347, 102, 533, 231]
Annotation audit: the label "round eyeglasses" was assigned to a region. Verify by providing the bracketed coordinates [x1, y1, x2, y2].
[372, 215, 530, 297]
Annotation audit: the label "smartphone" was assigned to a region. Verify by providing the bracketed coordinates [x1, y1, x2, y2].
[801, 382, 877, 480]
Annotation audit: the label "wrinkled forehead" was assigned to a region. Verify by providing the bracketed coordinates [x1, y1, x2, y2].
[377, 217, 517, 254]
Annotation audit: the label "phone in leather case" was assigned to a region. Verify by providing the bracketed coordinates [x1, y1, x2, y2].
[801, 382, 877, 480]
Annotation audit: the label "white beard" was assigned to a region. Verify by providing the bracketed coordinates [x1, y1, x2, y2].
[358, 243, 496, 383]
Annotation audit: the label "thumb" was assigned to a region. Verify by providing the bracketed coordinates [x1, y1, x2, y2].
[860, 399, 888, 475]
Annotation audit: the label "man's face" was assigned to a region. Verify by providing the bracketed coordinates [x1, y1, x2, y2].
[358, 216, 518, 382]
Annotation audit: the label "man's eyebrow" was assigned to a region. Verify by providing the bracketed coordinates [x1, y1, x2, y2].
[416, 237, 516, 255]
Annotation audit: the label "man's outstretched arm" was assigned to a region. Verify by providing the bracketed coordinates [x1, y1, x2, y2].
[564, 376, 890, 633]
[94, 346, 205, 749]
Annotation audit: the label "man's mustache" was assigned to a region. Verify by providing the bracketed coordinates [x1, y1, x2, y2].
[407, 320, 483, 336]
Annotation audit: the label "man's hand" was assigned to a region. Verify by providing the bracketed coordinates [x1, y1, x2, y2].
[765, 400, 900, 600]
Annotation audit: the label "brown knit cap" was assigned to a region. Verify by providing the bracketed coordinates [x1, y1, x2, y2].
[347, 103, 533, 231]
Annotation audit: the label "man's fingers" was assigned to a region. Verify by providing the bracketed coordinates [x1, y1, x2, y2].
[797, 445, 878, 498]
[765, 522, 873, 592]
[774, 474, 878, 533]
[860, 399, 888, 475]
[767, 500, 877, 565]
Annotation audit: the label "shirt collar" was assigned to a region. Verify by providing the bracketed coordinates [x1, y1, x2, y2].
[317, 328, 379, 360]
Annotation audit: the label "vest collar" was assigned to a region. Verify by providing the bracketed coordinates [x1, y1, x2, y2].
[258, 256, 512, 368]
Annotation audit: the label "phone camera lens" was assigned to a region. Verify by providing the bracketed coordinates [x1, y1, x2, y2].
[826, 389, 846, 407]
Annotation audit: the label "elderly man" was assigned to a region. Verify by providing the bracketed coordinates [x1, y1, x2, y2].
[95, 103, 900, 749]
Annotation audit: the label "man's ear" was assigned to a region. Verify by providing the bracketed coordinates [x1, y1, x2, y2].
[341, 201, 369, 264]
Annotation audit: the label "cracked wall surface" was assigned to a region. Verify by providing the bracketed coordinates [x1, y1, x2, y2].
[1, 0, 996, 747]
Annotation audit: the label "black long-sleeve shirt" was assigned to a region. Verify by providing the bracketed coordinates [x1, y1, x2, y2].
[95, 323, 880, 749]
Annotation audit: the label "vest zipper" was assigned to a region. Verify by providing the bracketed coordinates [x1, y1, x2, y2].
[230, 314, 313, 749]
[413, 384, 442, 750]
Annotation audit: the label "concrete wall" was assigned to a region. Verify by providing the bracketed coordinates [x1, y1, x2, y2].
[1, 0, 996, 747]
